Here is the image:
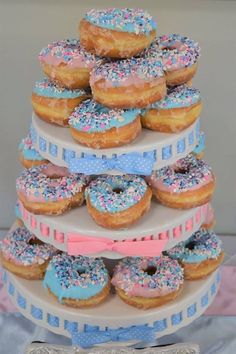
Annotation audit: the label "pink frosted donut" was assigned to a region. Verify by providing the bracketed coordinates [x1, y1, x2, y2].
[16, 163, 90, 215]
[39, 39, 103, 89]
[146, 154, 215, 209]
[112, 256, 184, 309]
[90, 57, 167, 108]
[0, 226, 58, 280]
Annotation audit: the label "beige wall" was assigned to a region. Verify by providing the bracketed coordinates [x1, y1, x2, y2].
[0, 0, 235, 233]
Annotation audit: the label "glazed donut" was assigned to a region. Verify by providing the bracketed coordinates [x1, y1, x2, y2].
[165, 228, 224, 280]
[144, 34, 200, 86]
[16, 164, 89, 215]
[146, 154, 215, 209]
[69, 99, 141, 148]
[79, 8, 157, 58]
[202, 204, 215, 229]
[90, 57, 166, 109]
[193, 131, 205, 159]
[112, 256, 184, 309]
[0, 227, 57, 280]
[32, 79, 89, 126]
[85, 175, 152, 229]
[19, 133, 49, 169]
[39, 39, 103, 89]
[141, 85, 202, 133]
[43, 254, 110, 308]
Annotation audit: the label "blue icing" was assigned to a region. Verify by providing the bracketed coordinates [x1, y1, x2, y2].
[43, 254, 108, 302]
[85, 175, 147, 213]
[85, 8, 157, 34]
[148, 85, 200, 110]
[33, 79, 86, 99]
[166, 228, 222, 264]
[69, 99, 140, 133]
[193, 131, 205, 154]
[15, 202, 22, 219]
[19, 135, 44, 161]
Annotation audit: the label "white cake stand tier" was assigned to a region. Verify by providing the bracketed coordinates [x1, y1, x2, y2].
[2, 269, 220, 347]
[31, 114, 200, 174]
[18, 201, 209, 258]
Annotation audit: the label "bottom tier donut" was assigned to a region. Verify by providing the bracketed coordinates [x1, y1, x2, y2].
[2, 268, 220, 348]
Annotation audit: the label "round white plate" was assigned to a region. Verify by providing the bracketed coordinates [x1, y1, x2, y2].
[18, 201, 209, 258]
[3, 268, 220, 342]
[31, 114, 200, 173]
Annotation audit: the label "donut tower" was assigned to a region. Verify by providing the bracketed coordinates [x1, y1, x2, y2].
[1, 8, 223, 349]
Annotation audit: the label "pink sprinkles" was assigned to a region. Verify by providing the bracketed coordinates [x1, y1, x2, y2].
[16, 164, 89, 202]
[152, 154, 213, 193]
[112, 256, 184, 294]
[0, 227, 57, 266]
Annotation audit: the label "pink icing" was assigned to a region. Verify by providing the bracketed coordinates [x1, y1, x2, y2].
[43, 164, 69, 178]
[149, 173, 212, 193]
[16, 163, 89, 203]
[112, 274, 174, 297]
[90, 72, 163, 89]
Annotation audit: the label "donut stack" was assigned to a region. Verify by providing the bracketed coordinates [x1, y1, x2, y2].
[2, 7, 223, 319]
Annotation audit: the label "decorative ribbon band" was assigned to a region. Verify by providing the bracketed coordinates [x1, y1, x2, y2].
[69, 325, 156, 348]
[67, 233, 167, 257]
[68, 152, 156, 176]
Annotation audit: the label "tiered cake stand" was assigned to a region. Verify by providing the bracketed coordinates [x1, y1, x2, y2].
[2, 114, 220, 348]
[2, 9, 221, 349]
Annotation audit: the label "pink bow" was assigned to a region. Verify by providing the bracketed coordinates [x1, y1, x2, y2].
[67, 233, 167, 257]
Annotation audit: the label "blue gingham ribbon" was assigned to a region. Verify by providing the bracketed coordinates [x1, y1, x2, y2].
[68, 152, 155, 176]
[70, 325, 156, 348]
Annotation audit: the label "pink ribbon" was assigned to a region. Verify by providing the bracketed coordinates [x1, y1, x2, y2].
[67, 233, 168, 257]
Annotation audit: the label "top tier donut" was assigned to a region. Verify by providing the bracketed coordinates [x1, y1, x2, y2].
[79, 8, 157, 58]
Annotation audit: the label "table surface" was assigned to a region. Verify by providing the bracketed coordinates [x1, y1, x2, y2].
[0, 230, 235, 354]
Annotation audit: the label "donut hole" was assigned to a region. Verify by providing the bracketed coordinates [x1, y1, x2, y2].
[185, 241, 197, 250]
[143, 266, 157, 276]
[76, 268, 87, 277]
[174, 167, 190, 175]
[112, 188, 124, 194]
[29, 237, 44, 246]
[162, 46, 175, 51]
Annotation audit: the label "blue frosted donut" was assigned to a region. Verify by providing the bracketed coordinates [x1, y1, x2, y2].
[80, 8, 157, 58]
[165, 228, 224, 279]
[141, 85, 202, 133]
[69, 99, 141, 148]
[85, 175, 152, 229]
[19, 133, 48, 168]
[43, 254, 110, 307]
[32, 79, 89, 126]
[193, 131, 205, 158]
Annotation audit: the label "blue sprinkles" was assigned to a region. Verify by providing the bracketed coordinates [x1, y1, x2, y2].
[43, 254, 109, 302]
[85, 175, 147, 213]
[33, 79, 87, 99]
[91, 57, 164, 87]
[165, 228, 222, 264]
[153, 154, 213, 193]
[69, 99, 140, 133]
[84, 8, 157, 34]
[19, 134, 45, 162]
[0, 227, 57, 266]
[112, 256, 184, 294]
[148, 85, 201, 110]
